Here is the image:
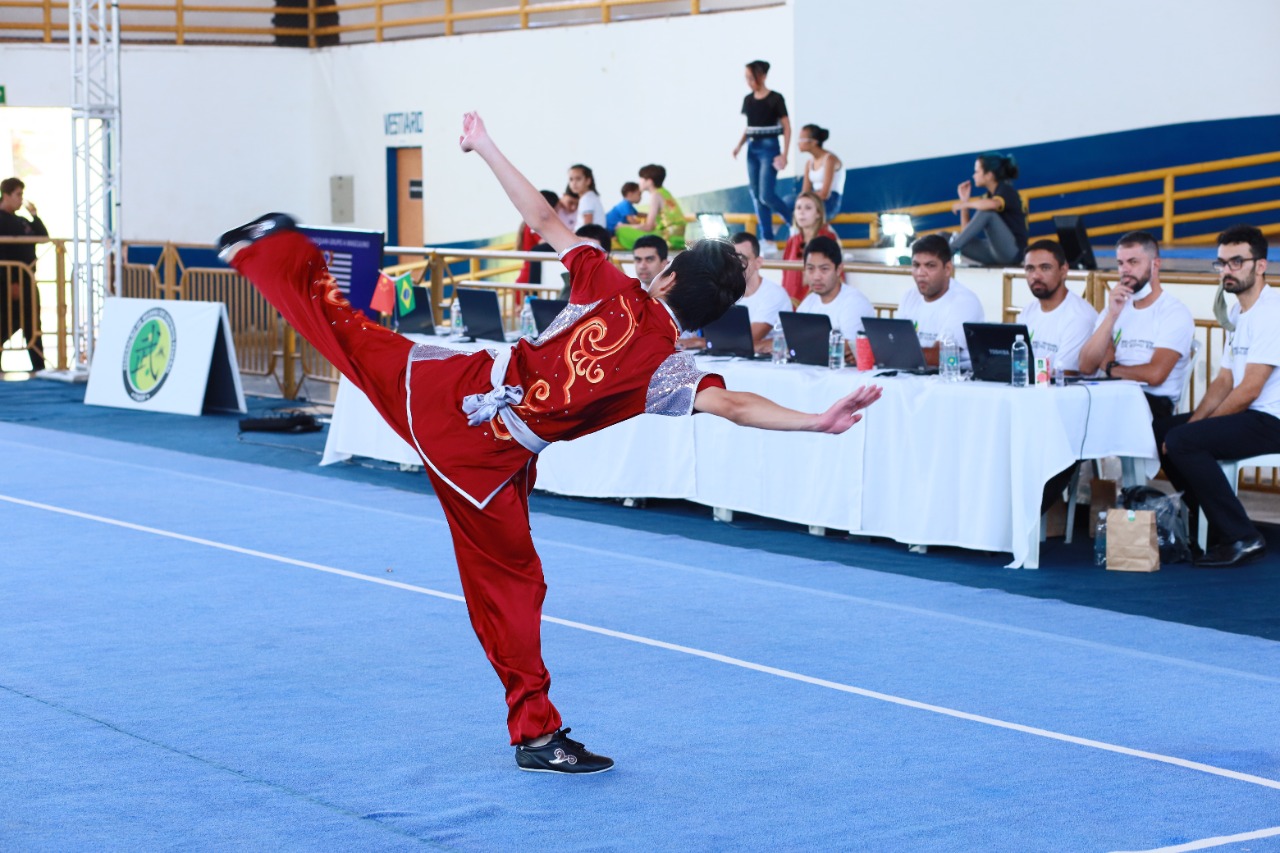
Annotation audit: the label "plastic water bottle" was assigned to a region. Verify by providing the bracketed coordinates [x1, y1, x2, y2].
[451, 298, 465, 339]
[1011, 333, 1029, 387]
[1093, 511, 1108, 567]
[771, 322, 787, 364]
[827, 329, 844, 370]
[939, 334, 960, 381]
[520, 296, 536, 339]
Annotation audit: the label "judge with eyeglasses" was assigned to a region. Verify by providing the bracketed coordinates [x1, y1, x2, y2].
[1156, 224, 1276, 568]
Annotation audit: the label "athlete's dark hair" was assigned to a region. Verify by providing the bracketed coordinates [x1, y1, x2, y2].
[632, 234, 669, 261]
[568, 163, 597, 194]
[638, 164, 666, 188]
[731, 230, 760, 257]
[575, 223, 612, 254]
[1024, 239, 1066, 267]
[664, 239, 747, 331]
[746, 60, 771, 83]
[802, 124, 830, 146]
[0, 177, 24, 196]
[911, 233, 953, 264]
[1117, 230, 1160, 257]
[803, 235, 842, 268]
[1217, 224, 1269, 261]
[977, 152, 1019, 182]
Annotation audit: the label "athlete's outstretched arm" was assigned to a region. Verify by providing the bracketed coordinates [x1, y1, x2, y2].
[693, 385, 882, 434]
[459, 111, 578, 255]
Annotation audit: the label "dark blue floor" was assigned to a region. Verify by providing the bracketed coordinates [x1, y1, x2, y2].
[4, 377, 1280, 641]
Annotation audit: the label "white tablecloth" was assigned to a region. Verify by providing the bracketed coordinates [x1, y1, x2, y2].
[320, 335, 1157, 568]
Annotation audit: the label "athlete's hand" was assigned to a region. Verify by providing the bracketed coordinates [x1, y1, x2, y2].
[459, 111, 490, 154]
[812, 385, 882, 434]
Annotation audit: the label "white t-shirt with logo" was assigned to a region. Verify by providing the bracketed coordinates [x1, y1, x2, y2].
[897, 278, 985, 365]
[797, 282, 875, 336]
[1096, 289, 1194, 400]
[737, 277, 792, 330]
[1021, 289, 1098, 372]
[1221, 285, 1280, 419]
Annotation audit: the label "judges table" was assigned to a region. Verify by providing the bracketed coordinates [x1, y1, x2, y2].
[320, 335, 1157, 568]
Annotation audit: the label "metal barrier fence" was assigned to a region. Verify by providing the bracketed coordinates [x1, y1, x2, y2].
[3, 0, 778, 45]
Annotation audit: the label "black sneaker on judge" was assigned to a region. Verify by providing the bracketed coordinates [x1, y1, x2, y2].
[217, 212, 298, 262]
[515, 728, 614, 774]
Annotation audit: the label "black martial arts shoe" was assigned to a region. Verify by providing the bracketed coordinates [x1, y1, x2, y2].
[1195, 535, 1266, 569]
[217, 212, 297, 263]
[515, 728, 614, 774]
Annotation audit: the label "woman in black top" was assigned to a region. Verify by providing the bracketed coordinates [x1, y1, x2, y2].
[950, 152, 1028, 267]
[732, 60, 791, 248]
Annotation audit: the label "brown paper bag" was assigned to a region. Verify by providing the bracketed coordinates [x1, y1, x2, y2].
[1089, 478, 1118, 539]
[1105, 509, 1160, 572]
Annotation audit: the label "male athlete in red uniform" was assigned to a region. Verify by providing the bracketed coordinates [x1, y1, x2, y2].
[218, 112, 881, 774]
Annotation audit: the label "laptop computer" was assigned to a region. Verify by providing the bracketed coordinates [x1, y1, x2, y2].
[778, 311, 833, 366]
[861, 316, 936, 374]
[963, 322, 1034, 383]
[702, 305, 767, 359]
[696, 212, 731, 241]
[394, 285, 436, 335]
[530, 298, 569, 335]
[455, 288, 508, 343]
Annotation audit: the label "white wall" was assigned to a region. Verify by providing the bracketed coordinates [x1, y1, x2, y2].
[315, 5, 794, 243]
[4, 0, 1278, 243]
[793, 0, 1280, 169]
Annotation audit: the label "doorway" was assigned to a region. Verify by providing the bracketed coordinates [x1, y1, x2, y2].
[386, 146, 422, 267]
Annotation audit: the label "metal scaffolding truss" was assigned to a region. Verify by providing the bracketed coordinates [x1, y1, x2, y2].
[69, 0, 122, 371]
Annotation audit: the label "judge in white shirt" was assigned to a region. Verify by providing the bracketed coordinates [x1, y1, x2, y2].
[1020, 239, 1098, 375]
[796, 235, 874, 365]
[1078, 230, 1194, 419]
[1157, 225, 1277, 568]
[897, 234, 985, 368]
[732, 231, 793, 353]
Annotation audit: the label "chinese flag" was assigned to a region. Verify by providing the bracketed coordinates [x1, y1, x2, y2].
[370, 272, 396, 315]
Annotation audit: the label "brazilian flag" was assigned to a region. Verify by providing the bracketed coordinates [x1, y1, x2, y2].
[396, 273, 415, 313]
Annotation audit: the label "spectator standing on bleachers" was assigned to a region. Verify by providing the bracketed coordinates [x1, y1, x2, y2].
[1078, 231, 1193, 419]
[797, 235, 874, 365]
[1020, 239, 1098, 375]
[631, 234, 668, 292]
[516, 189, 565, 284]
[0, 177, 47, 371]
[731, 231, 792, 352]
[780, 192, 838, 304]
[950, 152, 1028, 267]
[568, 164, 606, 230]
[898, 234, 985, 368]
[1155, 226, 1275, 568]
[606, 182, 642, 234]
[615, 164, 686, 251]
[732, 59, 791, 250]
[797, 124, 844, 219]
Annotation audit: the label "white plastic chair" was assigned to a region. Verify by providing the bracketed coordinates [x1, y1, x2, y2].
[1198, 453, 1280, 551]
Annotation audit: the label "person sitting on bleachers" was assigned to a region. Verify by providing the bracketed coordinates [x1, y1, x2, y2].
[615, 164, 686, 251]
[1156, 225, 1275, 568]
[1078, 230, 1194, 419]
[797, 124, 845, 218]
[780, 191, 838, 303]
[631, 234, 668, 292]
[797, 235, 873, 365]
[568, 164, 607, 230]
[1020, 239, 1098, 375]
[898, 234, 984, 368]
[730, 231, 792, 353]
[949, 151, 1028, 267]
[606, 181, 642, 234]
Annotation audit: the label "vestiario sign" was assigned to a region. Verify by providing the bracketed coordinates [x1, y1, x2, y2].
[384, 111, 423, 135]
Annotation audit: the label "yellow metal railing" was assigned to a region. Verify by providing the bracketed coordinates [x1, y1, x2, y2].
[897, 151, 1280, 247]
[0, 237, 69, 373]
[3, 0, 773, 45]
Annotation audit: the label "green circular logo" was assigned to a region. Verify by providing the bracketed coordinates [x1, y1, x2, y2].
[122, 307, 177, 401]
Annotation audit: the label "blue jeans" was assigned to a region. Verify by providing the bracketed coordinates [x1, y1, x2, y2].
[822, 190, 841, 219]
[745, 136, 789, 241]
